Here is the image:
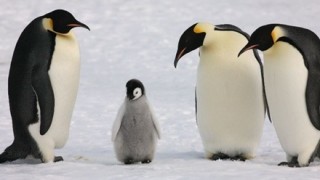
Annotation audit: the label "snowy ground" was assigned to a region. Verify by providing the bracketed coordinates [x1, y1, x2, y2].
[1, 0, 320, 179]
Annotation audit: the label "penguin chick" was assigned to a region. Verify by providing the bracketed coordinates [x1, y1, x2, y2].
[112, 79, 161, 164]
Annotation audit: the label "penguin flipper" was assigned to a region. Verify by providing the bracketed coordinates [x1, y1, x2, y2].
[254, 49, 272, 122]
[112, 101, 126, 141]
[195, 87, 197, 123]
[147, 99, 161, 139]
[32, 71, 55, 135]
[305, 72, 320, 130]
[217, 23, 272, 122]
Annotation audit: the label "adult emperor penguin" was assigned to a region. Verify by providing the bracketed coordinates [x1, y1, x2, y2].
[0, 9, 89, 163]
[112, 79, 161, 164]
[174, 23, 266, 161]
[239, 24, 320, 167]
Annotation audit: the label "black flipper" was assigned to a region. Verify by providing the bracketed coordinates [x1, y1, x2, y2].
[253, 49, 272, 122]
[195, 87, 197, 123]
[305, 72, 320, 130]
[31, 69, 55, 135]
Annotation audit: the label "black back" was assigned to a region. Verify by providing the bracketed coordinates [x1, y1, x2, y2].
[6, 16, 56, 158]
[276, 24, 320, 69]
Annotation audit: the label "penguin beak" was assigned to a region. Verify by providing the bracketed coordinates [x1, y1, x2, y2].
[67, 21, 90, 31]
[174, 47, 187, 68]
[127, 93, 135, 101]
[174, 23, 206, 68]
[238, 44, 259, 57]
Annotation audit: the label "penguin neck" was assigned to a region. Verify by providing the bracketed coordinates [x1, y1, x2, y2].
[271, 25, 320, 67]
[126, 95, 147, 105]
[126, 96, 148, 113]
[42, 18, 74, 37]
[200, 30, 248, 64]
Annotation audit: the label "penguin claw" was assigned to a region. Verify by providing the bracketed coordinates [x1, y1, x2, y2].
[288, 163, 300, 168]
[278, 161, 300, 167]
[210, 153, 230, 161]
[231, 155, 246, 162]
[211, 153, 247, 162]
[124, 159, 134, 165]
[142, 159, 152, 164]
[278, 161, 289, 166]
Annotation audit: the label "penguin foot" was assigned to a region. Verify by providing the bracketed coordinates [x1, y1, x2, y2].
[278, 161, 300, 167]
[142, 159, 152, 164]
[54, 156, 64, 162]
[231, 155, 246, 162]
[210, 153, 230, 161]
[124, 158, 135, 165]
[278, 162, 289, 166]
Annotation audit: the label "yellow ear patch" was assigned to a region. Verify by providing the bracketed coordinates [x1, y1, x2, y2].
[271, 26, 284, 43]
[42, 18, 53, 31]
[193, 23, 212, 34]
[194, 24, 204, 33]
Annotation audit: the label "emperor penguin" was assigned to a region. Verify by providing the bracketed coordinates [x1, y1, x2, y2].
[0, 9, 89, 163]
[239, 24, 320, 167]
[174, 23, 266, 161]
[112, 79, 161, 164]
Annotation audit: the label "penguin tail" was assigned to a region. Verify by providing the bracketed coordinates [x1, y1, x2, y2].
[0, 142, 30, 163]
[0, 151, 17, 163]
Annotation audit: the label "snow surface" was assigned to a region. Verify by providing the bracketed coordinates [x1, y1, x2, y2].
[1, 0, 320, 179]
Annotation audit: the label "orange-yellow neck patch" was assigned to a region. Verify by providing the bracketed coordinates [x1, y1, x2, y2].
[193, 23, 212, 34]
[42, 18, 53, 31]
[271, 26, 284, 43]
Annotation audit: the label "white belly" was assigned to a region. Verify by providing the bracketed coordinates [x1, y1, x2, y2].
[29, 33, 80, 150]
[197, 48, 265, 157]
[264, 42, 320, 156]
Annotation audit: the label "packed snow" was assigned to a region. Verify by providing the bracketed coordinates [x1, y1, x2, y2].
[0, 0, 320, 179]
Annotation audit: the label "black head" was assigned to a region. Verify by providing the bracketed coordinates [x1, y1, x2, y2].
[174, 23, 206, 68]
[44, 9, 90, 34]
[238, 24, 277, 57]
[126, 79, 145, 101]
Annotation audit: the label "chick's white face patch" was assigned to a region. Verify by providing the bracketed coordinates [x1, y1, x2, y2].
[132, 87, 142, 100]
